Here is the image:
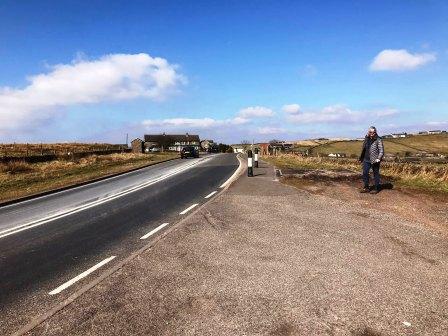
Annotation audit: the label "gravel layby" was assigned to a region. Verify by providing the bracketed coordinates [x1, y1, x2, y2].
[26, 162, 448, 335]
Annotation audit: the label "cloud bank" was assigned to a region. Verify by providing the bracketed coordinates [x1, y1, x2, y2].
[282, 104, 301, 114]
[0, 53, 186, 134]
[142, 116, 248, 129]
[287, 104, 398, 124]
[238, 106, 274, 118]
[369, 49, 436, 72]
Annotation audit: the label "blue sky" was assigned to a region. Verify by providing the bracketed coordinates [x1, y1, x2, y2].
[0, 0, 447, 143]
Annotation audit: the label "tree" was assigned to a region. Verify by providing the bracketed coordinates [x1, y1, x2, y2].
[217, 143, 231, 153]
[241, 140, 251, 150]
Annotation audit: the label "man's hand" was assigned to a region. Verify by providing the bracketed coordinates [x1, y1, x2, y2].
[375, 159, 380, 163]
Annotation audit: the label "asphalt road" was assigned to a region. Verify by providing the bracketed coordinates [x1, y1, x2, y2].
[0, 153, 239, 334]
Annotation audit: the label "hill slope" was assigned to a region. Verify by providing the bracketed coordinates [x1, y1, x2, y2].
[308, 134, 448, 157]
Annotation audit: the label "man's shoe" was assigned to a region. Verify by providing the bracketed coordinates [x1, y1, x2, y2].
[370, 189, 379, 194]
[360, 187, 370, 193]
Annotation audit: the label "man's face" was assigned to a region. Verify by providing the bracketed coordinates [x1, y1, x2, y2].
[368, 129, 376, 138]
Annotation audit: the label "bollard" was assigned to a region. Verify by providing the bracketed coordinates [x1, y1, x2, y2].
[247, 150, 254, 177]
[254, 148, 259, 168]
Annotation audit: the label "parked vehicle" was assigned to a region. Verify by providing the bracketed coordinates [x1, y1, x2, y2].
[181, 146, 199, 159]
[150, 147, 161, 152]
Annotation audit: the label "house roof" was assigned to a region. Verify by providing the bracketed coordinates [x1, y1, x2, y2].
[144, 134, 200, 143]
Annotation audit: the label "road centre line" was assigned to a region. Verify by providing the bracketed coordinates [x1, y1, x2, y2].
[179, 203, 199, 215]
[204, 191, 217, 199]
[140, 223, 169, 240]
[0, 158, 210, 240]
[49, 256, 116, 295]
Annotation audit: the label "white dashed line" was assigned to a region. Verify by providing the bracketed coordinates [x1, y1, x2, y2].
[179, 203, 199, 215]
[204, 191, 217, 199]
[49, 256, 116, 295]
[140, 223, 169, 240]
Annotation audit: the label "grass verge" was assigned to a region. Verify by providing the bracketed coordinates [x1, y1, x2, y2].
[264, 154, 448, 194]
[0, 152, 178, 203]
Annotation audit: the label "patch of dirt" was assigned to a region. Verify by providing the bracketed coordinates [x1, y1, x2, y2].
[281, 170, 448, 237]
[386, 236, 438, 265]
[352, 327, 384, 336]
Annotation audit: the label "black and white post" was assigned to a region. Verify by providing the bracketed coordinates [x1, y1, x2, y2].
[247, 150, 254, 177]
[254, 148, 259, 168]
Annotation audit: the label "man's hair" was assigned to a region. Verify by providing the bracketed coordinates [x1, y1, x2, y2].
[369, 126, 377, 133]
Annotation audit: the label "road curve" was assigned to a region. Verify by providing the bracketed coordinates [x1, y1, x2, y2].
[0, 153, 239, 333]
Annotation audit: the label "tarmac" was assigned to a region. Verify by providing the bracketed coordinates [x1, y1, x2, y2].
[24, 161, 448, 336]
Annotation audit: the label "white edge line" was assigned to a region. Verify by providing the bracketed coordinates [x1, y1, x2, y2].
[0, 158, 184, 210]
[219, 154, 243, 188]
[0, 158, 212, 240]
[204, 191, 217, 199]
[140, 223, 169, 240]
[1, 156, 212, 210]
[179, 203, 199, 215]
[49, 256, 116, 295]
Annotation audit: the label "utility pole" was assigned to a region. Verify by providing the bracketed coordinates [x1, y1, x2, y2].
[125, 133, 129, 147]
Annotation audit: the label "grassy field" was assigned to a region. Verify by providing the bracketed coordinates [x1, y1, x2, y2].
[0, 152, 178, 203]
[264, 154, 448, 194]
[0, 142, 125, 157]
[299, 134, 448, 157]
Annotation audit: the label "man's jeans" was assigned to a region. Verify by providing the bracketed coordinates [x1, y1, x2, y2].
[363, 161, 380, 190]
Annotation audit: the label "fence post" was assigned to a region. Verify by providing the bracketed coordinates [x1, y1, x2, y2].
[247, 150, 254, 177]
[254, 148, 259, 168]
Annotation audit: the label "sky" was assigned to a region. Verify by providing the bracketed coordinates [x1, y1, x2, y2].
[0, 0, 447, 144]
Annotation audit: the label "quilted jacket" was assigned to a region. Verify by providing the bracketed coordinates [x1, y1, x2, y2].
[359, 135, 384, 164]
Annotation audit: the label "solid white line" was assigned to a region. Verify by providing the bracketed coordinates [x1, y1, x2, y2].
[204, 191, 217, 199]
[219, 154, 243, 188]
[0, 158, 212, 240]
[49, 256, 116, 295]
[179, 203, 198, 215]
[140, 223, 169, 240]
[0, 158, 186, 210]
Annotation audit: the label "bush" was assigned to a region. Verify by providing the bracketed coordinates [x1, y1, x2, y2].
[0, 160, 34, 174]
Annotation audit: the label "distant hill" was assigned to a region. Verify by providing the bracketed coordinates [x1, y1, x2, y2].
[300, 134, 448, 157]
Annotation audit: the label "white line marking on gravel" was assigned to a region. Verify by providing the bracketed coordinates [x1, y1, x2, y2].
[0, 158, 212, 240]
[179, 203, 199, 215]
[204, 191, 217, 199]
[140, 223, 169, 240]
[49, 256, 116, 295]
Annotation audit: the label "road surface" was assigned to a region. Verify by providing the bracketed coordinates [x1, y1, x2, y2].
[0, 153, 239, 334]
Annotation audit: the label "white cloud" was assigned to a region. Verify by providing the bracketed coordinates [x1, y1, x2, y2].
[238, 106, 274, 118]
[426, 121, 448, 127]
[282, 104, 301, 114]
[0, 53, 186, 133]
[142, 116, 248, 129]
[369, 49, 436, 72]
[374, 108, 399, 117]
[257, 127, 286, 135]
[288, 104, 398, 124]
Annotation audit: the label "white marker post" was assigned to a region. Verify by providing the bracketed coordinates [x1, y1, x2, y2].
[254, 148, 259, 168]
[247, 150, 254, 177]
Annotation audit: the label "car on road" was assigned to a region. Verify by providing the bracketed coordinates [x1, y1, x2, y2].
[181, 146, 199, 159]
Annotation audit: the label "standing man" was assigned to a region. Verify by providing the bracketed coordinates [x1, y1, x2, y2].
[359, 126, 384, 194]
